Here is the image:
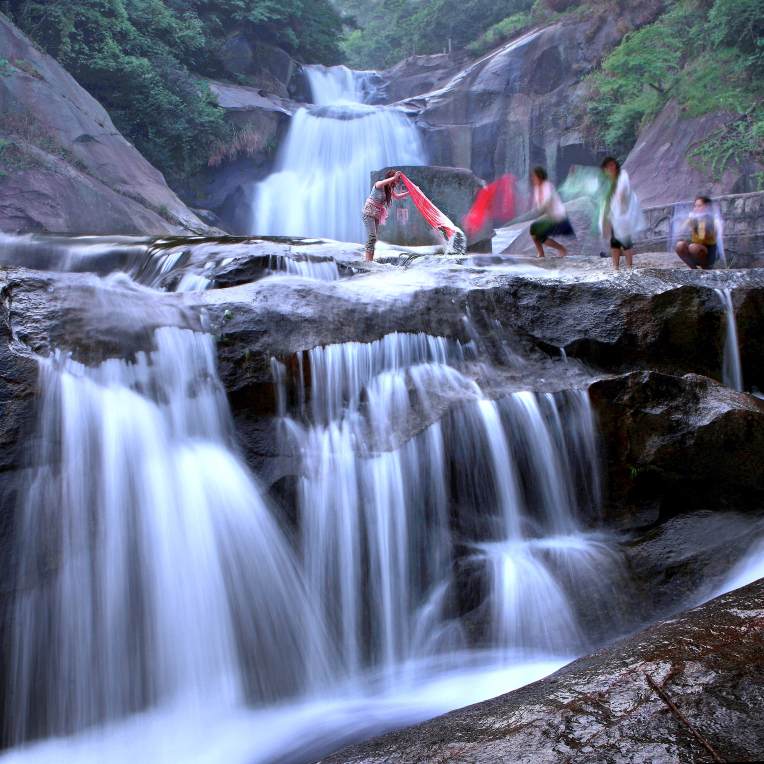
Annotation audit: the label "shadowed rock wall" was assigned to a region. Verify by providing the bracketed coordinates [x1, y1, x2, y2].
[0, 16, 212, 235]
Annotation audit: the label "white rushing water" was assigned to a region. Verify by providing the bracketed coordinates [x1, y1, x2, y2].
[277, 333, 621, 682]
[714, 287, 743, 391]
[8, 329, 328, 744]
[249, 65, 426, 243]
[6, 324, 620, 764]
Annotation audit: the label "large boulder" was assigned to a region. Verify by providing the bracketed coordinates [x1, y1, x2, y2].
[316, 578, 764, 764]
[622, 509, 762, 625]
[589, 371, 764, 527]
[397, 8, 663, 185]
[216, 36, 297, 99]
[0, 15, 210, 234]
[378, 53, 467, 104]
[0, 140, 182, 234]
[370, 165, 485, 247]
[625, 101, 764, 208]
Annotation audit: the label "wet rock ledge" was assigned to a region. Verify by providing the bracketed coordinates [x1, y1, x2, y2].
[316, 579, 764, 764]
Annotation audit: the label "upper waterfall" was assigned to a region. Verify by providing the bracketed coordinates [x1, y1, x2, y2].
[248, 65, 426, 243]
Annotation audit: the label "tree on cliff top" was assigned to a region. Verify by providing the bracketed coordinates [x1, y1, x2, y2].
[579, 0, 764, 175]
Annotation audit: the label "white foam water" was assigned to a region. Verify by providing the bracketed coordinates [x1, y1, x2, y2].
[249, 65, 426, 243]
[715, 287, 743, 392]
[6, 327, 620, 764]
[8, 328, 327, 743]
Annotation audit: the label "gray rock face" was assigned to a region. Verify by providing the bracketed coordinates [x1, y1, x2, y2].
[0, 16, 211, 234]
[315, 578, 764, 764]
[378, 53, 468, 104]
[0, 142, 182, 234]
[397, 12, 662, 185]
[622, 509, 762, 624]
[590, 371, 764, 526]
[216, 37, 297, 99]
[624, 101, 764, 208]
[371, 165, 485, 246]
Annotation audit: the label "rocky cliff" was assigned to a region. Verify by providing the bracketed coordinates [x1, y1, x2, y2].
[0, 15, 213, 235]
[386, 8, 662, 186]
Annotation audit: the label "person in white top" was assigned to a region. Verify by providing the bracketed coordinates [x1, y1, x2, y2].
[528, 167, 575, 258]
[599, 156, 644, 271]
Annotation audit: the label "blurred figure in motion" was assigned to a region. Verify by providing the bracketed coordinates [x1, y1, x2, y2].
[362, 169, 409, 261]
[599, 157, 644, 271]
[675, 195, 720, 270]
[463, 173, 517, 245]
[528, 167, 575, 258]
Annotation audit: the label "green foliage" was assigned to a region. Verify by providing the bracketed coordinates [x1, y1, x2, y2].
[338, 0, 534, 70]
[465, 12, 531, 58]
[707, 0, 764, 73]
[5, 0, 346, 185]
[180, 0, 345, 68]
[687, 112, 764, 180]
[579, 0, 764, 169]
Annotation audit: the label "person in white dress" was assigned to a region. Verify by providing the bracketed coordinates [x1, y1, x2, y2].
[599, 156, 644, 271]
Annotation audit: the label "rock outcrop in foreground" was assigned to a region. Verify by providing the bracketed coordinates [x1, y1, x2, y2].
[316, 578, 764, 764]
[0, 16, 212, 235]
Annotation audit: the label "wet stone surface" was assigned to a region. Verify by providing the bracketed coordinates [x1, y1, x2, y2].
[314, 578, 764, 764]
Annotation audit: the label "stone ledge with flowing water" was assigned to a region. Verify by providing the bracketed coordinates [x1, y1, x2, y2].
[1, 236, 764, 762]
[314, 577, 764, 764]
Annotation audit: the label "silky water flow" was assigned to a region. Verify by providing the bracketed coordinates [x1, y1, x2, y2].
[250, 65, 426, 243]
[714, 287, 744, 392]
[7, 328, 329, 745]
[276, 332, 623, 684]
[4, 320, 625, 764]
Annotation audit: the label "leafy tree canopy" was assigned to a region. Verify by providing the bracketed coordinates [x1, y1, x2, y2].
[3, 0, 345, 185]
[336, 0, 534, 70]
[579, 0, 764, 174]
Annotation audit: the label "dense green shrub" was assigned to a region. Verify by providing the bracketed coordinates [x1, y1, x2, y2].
[3, 0, 345, 184]
[465, 12, 531, 58]
[579, 0, 764, 172]
[337, 0, 534, 70]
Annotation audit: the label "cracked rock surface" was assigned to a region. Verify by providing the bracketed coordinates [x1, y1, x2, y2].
[315, 578, 764, 764]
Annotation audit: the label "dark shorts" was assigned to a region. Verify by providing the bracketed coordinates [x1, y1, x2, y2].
[610, 234, 632, 250]
[530, 218, 576, 243]
[705, 243, 718, 268]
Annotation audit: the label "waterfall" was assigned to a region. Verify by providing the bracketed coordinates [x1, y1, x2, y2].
[276, 333, 620, 680]
[249, 65, 426, 243]
[9, 328, 328, 742]
[715, 287, 743, 392]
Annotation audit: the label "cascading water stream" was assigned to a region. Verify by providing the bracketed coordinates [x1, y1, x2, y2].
[714, 287, 743, 391]
[276, 332, 622, 682]
[9, 328, 329, 743]
[4, 323, 619, 764]
[249, 65, 426, 243]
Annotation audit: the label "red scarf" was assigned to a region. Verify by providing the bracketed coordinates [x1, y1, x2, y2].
[463, 174, 517, 241]
[398, 173, 458, 240]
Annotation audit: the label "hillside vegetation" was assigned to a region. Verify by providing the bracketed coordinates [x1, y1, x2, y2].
[2, 0, 345, 185]
[579, 0, 764, 176]
[335, 0, 535, 69]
